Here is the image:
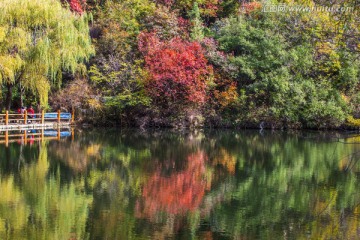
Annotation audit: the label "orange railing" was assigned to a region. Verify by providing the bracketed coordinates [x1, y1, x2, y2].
[0, 128, 74, 147]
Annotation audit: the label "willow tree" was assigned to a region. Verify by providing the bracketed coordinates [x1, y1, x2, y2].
[0, 0, 94, 109]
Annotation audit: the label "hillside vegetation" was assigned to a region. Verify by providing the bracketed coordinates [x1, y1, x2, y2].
[1, 0, 359, 129]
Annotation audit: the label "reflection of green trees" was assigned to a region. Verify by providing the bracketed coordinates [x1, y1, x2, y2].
[0, 142, 91, 240]
[0, 130, 359, 239]
[203, 131, 360, 239]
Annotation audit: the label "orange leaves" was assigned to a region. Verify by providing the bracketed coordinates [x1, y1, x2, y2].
[214, 82, 239, 108]
[240, 1, 262, 14]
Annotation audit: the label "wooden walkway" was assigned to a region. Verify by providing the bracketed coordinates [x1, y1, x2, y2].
[0, 110, 74, 130]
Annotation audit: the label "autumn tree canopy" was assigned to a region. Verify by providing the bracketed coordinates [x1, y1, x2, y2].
[0, 0, 359, 128]
[138, 32, 212, 107]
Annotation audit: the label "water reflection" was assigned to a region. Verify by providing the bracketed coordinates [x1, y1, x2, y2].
[136, 150, 208, 218]
[0, 129, 359, 239]
[0, 128, 72, 146]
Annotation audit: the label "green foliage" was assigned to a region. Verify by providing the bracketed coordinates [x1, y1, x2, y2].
[0, 0, 94, 108]
[189, 2, 204, 41]
[213, 5, 357, 128]
[0, 143, 91, 239]
[1, 0, 358, 128]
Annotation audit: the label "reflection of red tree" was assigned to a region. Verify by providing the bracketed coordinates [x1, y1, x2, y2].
[137, 151, 208, 218]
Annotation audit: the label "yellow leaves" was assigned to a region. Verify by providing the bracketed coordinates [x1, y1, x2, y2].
[212, 148, 237, 174]
[316, 42, 341, 74]
[0, 176, 29, 233]
[214, 83, 239, 108]
[355, 205, 360, 215]
[0, 176, 22, 203]
[0, 219, 4, 233]
[87, 98, 102, 110]
[341, 94, 350, 103]
[317, 42, 334, 55]
[0, 55, 23, 84]
[0, 0, 94, 107]
[305, 186, 360, 240]
[35, 76, 50, 108]
[346, 116, 360, 127]
[0, 26, 6, 42]
[86, 144, 101, 157]
[6, 27, 29, 51]
[21, 144, 49, 198]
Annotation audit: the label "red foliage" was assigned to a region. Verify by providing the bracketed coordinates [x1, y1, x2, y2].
[202, 0, 220, 17]
[138, 32, 212, 105]
[240, 1, 262, 14]
[177, 17, 190, 31]
[63, 0, 86, 14]
[136, 151, 208, 218]
[155, 0, 174, 6]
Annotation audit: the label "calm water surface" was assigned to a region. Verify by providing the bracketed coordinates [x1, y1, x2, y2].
[0, 129, 359, 239]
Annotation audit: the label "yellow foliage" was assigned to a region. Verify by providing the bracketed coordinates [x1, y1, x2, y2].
[213, 148, 237, 174]
[214, 83, 239, 108]
[86, 144, 101, 156]
[0, 176, 29, 232]
[87, 98, 102, 110]
[316, 42, 341, 73]
[0, 176, 22, 203]
[346, 116, 360, 127]
[0, 0, 94, 107]
[0, 26, 6, 42]
[343, 135, 360, 144]
[341, 94, 350, 103]
[0, 219, 4, 232]
[0, 55, 23, 83]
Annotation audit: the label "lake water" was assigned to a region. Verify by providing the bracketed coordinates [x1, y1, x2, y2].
[0, 129, 359, 239]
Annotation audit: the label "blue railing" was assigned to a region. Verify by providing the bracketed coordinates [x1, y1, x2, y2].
[43, 130, 71, 137]
[44, 112, 72, 120]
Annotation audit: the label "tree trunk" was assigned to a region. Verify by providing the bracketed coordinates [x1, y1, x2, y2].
[19, 84, 24, 108]
[5, 83, 13, 111]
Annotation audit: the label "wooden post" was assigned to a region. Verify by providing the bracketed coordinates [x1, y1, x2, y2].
[57, 110, 61, 124]
[41, 110, 45, 124]
[57, 128, 61, 141]
[5, 130, 8, 147]
[71, 128, 74, 141]
[5, 111, 9, 125]
[24, 131, 27, 144]
[71, 107, 75, 124]
[41, 129, 44, 142]
[24, 111, 28, 125]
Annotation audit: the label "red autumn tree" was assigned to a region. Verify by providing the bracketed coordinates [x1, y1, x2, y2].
[138, 32, 212, 106]
[62, 0, 86, 14]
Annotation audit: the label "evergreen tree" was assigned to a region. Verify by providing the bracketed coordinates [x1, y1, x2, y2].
[189, 2, 204, 41]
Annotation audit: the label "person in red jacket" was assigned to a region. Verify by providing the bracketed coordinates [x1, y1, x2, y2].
[27, 105, 35, 118]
